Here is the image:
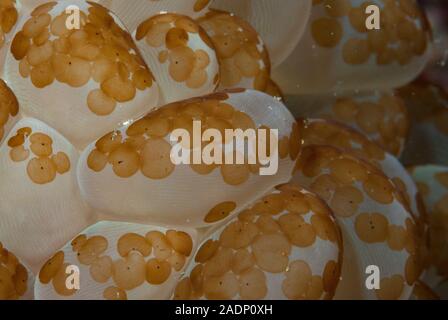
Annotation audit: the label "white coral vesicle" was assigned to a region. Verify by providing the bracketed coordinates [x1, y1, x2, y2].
[174, 185, 342, 300]
[135, 12, 220, 104]
[274, 0, 432, 95]
[0, 117, 94, 273]
[5, 0, 159, 148]
[35, 221, 198, 300]
[77, 89, 300, 228]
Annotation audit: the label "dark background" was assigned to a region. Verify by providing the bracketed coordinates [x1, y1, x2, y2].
[419, 0, 448, 90]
